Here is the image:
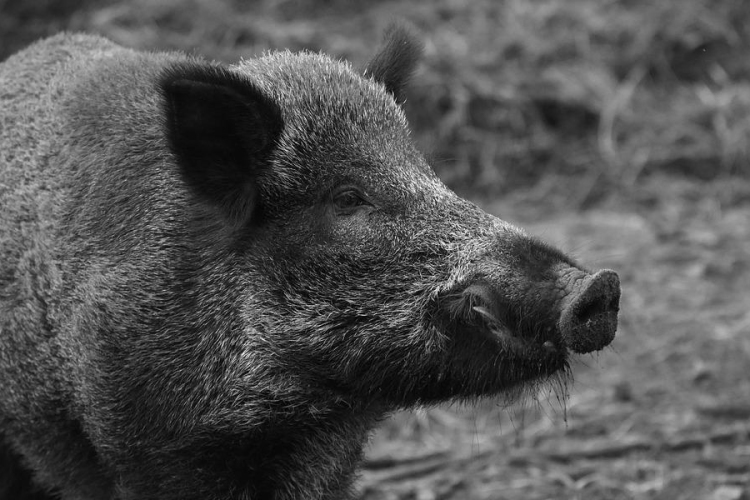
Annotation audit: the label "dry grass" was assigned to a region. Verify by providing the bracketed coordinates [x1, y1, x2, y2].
[3, 0, 750, 202]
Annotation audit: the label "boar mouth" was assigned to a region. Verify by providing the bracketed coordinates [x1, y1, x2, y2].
[442, 283, 564, 360]
[436, 283, 566, 392]
[472, 303, 560, 355]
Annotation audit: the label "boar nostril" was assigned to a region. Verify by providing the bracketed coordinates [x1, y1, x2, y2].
[559, 269, 620, 354]
[575, 296, 607, 325]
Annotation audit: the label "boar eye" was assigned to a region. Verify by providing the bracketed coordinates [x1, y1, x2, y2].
[332, 188, 368, 215]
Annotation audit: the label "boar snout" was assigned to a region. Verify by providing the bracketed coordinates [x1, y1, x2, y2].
[558, 269, 620, 353]
[441, 266, 620, 358]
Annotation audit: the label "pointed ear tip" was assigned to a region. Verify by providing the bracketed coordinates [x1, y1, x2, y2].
[382, 23, 424, 58]
[386, 23, 422, 44]
[364, 23, 424, 98]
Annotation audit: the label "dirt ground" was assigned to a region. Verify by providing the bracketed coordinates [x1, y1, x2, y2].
[361, 179, 750, 499]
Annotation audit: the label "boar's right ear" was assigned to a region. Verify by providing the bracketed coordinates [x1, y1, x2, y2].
[161, 64, 283, 226]
[364, 24, 423, 103]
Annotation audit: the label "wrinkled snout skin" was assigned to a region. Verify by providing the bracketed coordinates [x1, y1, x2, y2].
[0, 30, 619, 500]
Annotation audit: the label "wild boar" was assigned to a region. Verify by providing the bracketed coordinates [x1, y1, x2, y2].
[0, 27, 619, 500]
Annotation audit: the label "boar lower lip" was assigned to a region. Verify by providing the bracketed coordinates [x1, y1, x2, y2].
[480, 324, 562, 358]
[472, 306, 559, 349]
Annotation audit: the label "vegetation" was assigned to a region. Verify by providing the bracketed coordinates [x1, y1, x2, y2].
[4, 0, 750, 204]
[2, 0, 748, 498]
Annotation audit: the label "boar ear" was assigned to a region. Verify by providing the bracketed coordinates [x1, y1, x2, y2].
[161, 64, 283, 226]
[364, 24, 423, 103]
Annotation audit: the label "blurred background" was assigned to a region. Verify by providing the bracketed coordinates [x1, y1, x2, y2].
[2, 1, 749, 498]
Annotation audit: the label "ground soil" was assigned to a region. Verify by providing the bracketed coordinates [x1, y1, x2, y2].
[361, 178, 750, 499]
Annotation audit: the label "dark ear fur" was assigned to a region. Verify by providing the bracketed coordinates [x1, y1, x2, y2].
[161, 63, 283, 226]
[364, 24, 423, 103]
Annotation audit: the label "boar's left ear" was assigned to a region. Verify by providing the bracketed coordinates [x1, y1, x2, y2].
[364, 24, 423, 103]
[161, 63, 283, 226]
